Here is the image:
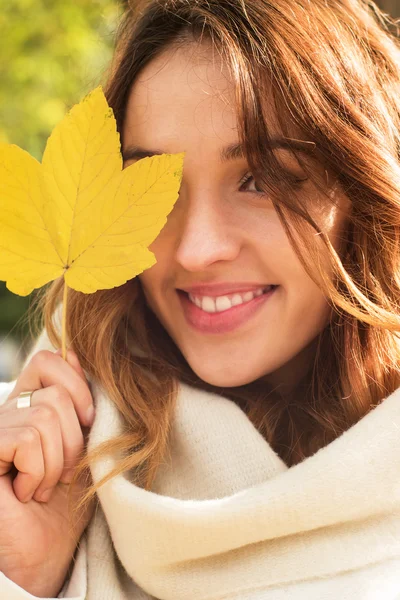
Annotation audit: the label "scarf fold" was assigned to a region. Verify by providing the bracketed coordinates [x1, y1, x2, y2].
[83, 374, 400, 600]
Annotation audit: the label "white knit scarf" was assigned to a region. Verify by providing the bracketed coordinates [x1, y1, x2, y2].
[74, 371, 400, 600]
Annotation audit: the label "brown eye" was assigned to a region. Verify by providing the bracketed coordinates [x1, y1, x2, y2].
[239, 172, 307, 194]
[238, 173, 264, 193]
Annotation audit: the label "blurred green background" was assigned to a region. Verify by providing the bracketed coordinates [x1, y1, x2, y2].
[0, 0, 399, 379]
[0, 0, 122, 378]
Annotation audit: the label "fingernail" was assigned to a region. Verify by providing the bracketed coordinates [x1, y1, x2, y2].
[86, 405, 95, 426]
[38, 489, 52, 503]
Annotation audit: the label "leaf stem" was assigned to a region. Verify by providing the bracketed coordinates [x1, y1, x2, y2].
[62, 281, 68, 360]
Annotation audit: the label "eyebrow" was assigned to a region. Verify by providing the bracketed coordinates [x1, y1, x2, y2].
[122, 137, 317, 163]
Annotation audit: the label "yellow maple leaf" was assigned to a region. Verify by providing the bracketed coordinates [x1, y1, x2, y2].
[0, 86, 184, 357]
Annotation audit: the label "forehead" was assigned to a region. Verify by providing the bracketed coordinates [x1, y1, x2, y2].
[122, 41, 282, 148]
[123, 43, 237, 143]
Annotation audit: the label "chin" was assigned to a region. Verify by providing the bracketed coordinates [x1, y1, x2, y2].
[188, 363, 262, 388]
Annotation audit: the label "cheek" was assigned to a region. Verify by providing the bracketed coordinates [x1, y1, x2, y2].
[137, 273, 155, 315]
[259, 217, 331, 324]
[138, 264, 163, 309]
[289, 280, 331, 325]
[138, 233, 175, 315]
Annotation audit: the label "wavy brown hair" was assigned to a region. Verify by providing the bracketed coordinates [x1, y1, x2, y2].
[30, 0, 400, 503]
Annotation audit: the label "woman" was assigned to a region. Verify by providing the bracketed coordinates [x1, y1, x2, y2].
[1, 0, 400, 597]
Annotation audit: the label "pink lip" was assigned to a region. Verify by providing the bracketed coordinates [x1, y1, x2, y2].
[178, 282, 273, 297]
[177, 287, 277, 334]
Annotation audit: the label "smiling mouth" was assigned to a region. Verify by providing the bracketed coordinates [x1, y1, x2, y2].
[178, 285, 278, 314]
[176, 285, 278, 334]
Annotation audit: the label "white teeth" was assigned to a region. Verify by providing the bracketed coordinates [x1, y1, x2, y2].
[188, 286, 272, 313]
[202, 296, 216, 313]
[231, 294, 243, 306]
[215, 296, 232, 312]
[243, 291, 255, 302]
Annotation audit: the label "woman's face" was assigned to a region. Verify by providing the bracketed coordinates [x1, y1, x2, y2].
[122, 42, 349, 389]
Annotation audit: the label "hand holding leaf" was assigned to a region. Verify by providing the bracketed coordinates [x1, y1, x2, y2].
[0, 87, 184, 358]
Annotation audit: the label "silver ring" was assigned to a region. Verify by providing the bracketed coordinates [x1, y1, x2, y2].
[16, 391, 35, 409]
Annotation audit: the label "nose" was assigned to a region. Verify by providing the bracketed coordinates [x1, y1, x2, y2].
[174, 189, 241, 272]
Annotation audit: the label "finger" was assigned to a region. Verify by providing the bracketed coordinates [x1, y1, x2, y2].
[7, 350, 94, 427]
[2, 385, 84, 485]
[33, 385, 84, 484]
[55, 348, 87, 383]
[0, 403, 64, 502]
[47, 385, 84, 484]
[0, 427, 45, 503]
